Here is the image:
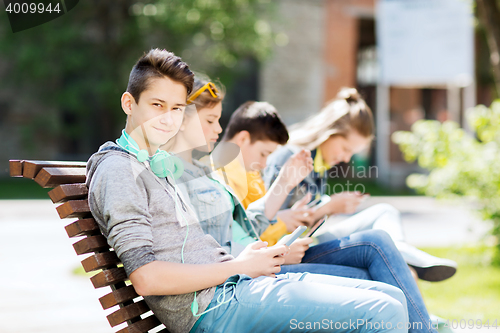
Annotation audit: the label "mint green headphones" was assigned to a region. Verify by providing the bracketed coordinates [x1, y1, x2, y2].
[117, 129, 234, 317]
[116, 130, 184, 179]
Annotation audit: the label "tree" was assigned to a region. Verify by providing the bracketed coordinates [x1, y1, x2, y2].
[0, 0, 278, 158]
[393, 101, 500, 264]
[477, 0, 500, 97]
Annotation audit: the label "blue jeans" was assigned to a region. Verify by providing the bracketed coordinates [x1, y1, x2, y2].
[298, 229, 436, 333]
[193, 272, 408, 333]
[280, 263, 371, 280]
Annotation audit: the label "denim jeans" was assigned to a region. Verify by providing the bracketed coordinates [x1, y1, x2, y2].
[301, 229, 437, 333]
[280, 262, 371, 280]
[315, 204, 452, 279]
[193, 272, 408, 333]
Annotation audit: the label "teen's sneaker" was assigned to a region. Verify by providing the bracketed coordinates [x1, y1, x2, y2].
[430, 314, 455, 333]
[395, 242, 457, 282]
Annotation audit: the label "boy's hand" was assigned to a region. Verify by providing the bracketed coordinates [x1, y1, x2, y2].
[233, 241, 287, 278]
[277, 208, 315, 231]
[277, 149, 313, 190]
[277, 192, 315, 231]
[282, 237, 313, 265]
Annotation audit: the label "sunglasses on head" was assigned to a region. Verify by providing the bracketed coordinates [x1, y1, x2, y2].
[187, 82, 219, 104]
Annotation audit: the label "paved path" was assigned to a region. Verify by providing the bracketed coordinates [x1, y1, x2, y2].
[326, 196, 493, 248]
[0, 200, 118, 333]
[0, 198, 495, 333]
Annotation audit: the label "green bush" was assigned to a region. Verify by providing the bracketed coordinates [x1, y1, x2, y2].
[392, 100, 500, 264]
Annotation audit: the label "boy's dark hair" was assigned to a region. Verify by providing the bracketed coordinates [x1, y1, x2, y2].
[127, 48, 194, 103]
[222, 101, 289, 145]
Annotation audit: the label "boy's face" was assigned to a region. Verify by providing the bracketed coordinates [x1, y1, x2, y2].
[240, 139, 279, 172]
[122, 76, 187, 152]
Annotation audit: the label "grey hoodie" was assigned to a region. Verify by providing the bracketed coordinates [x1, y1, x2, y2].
[86, 142, 233, 333]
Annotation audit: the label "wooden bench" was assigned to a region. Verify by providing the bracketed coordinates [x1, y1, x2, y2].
[9, 159, 167, 333]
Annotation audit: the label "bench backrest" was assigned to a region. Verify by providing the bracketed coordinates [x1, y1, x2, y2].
[9, 160, 167, 333]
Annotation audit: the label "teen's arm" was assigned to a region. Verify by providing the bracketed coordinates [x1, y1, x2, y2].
[261, 146, 296, 210]
[261, 149, 313, 220]
[129, 242, 287, 296]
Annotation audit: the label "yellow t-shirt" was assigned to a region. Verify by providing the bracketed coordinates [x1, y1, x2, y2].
[214, 157, 287, 246]
[216, 147, 330, 245]
[242, 170, 266, 208]
[243, 171, 287, 246]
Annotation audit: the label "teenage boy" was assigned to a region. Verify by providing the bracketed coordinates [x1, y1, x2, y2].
[86, 49, 407, 333]
[218, 101, 314, 245]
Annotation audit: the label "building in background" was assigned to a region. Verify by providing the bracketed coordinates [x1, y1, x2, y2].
[259, 0, 493, 188]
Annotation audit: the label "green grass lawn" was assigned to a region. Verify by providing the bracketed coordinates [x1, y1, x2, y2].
[419, 245, 500, 322]
[326, 179, 417, 196]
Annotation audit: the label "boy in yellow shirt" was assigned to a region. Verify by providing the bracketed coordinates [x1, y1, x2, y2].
[215, 101, 314, 245]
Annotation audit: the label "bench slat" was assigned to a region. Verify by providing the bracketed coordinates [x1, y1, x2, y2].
[49, 183, 88, 203]
[10, 159, 167, 332]
[9, 160, 24, 177]
[81, 251, 120, 273]
[107, 300, 151, 327]
[73, 235, 109, 255]
[34, 167, 86, 188]
[91, 267, 128, 289]
[115, 314, 162, 333]
[57, 199, 91, 219]
[65, 218, 100, 238]
[99, 285, 139, 310]
[23, 160, 87, 179]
